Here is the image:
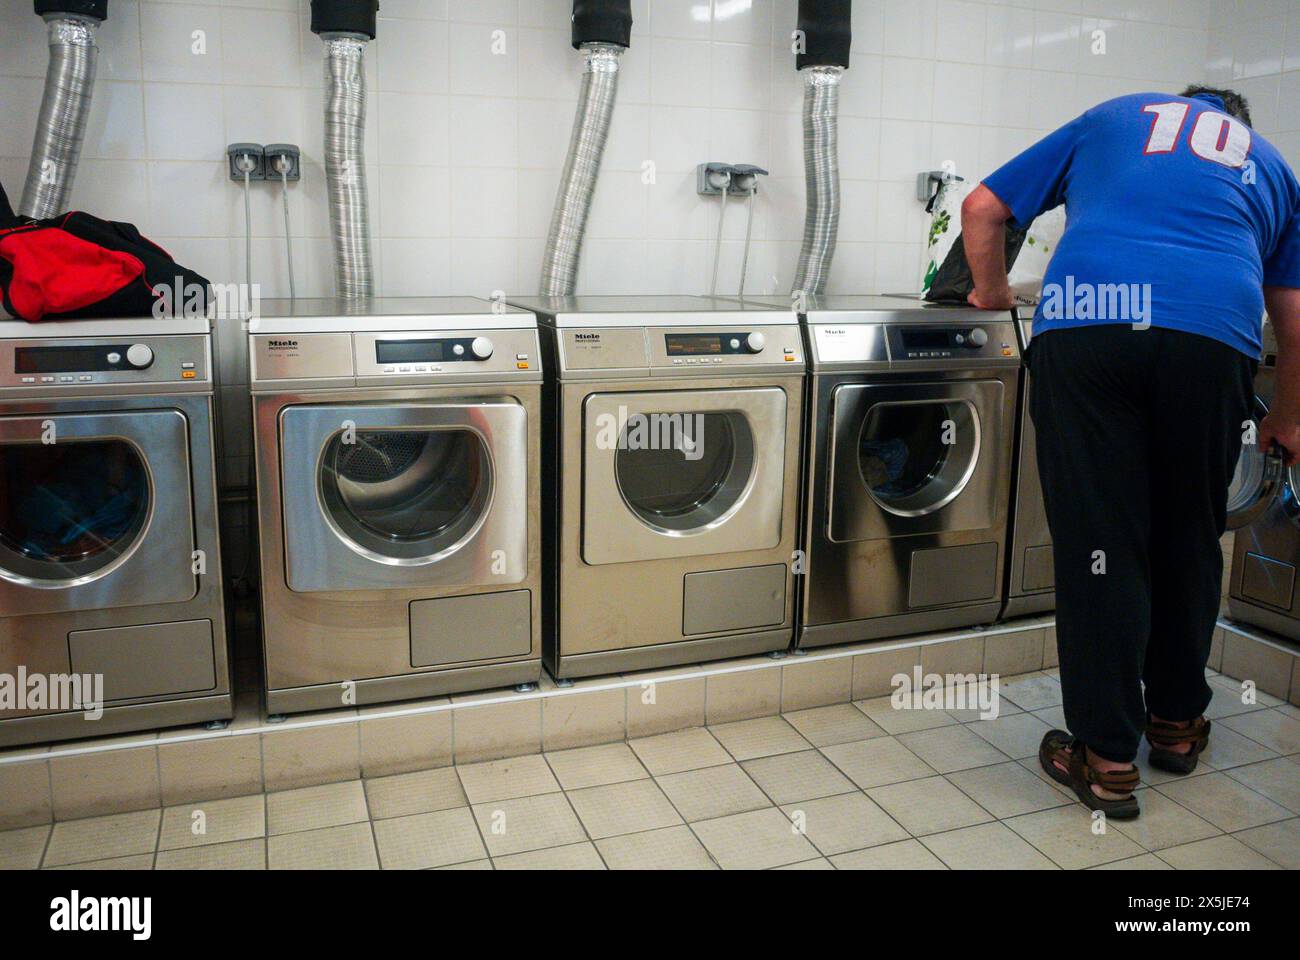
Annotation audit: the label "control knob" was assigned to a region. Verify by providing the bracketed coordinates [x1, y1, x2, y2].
[745, 332, 767, 354]
[126, 344, 154, 369]
[471, 336, 494, 360]
[966, 328, 989, 349]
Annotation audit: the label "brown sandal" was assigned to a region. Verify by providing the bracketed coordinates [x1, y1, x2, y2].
[1146, 715, 1211, 775]
[1039, 730, 1141, 820]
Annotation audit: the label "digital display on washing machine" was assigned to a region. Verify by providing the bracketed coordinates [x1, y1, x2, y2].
[375, 339, 481, 364]
[376, 339, 447, 363]
[15, 345, 128, 373]
[665, 334, 748, 356]
[900, 329, 954, 350]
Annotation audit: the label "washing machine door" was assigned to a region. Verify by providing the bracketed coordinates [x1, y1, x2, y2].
[279, 401, 528, 593]
[827, 379, 1004, 543]
[1226, 398, 1283, 531]
[582, 387, 788, 565]
[0, 410, 197, 616]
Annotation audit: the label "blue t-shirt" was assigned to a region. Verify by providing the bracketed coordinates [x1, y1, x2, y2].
[983, 92, 1300, 358]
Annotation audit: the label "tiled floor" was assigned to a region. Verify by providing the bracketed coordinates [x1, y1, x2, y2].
[5, 669, 1298, 871]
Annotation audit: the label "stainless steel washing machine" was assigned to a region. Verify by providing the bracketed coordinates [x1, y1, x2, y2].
[248, 298, 543, 714]
[1225, 323, 1300, 643]
[0, 316, 230, 746]
[1001, 308, 1055, 620]
[507, 296, 805, 678]
[785, 295, 1020, 646]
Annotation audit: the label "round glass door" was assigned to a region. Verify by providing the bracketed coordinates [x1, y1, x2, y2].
[616, 411, 755, 533]
[0, 439, 151, 581]
[859, 400, 980, 517]
[1227, 399, 1282, 529]
[319, 428, 491, 562]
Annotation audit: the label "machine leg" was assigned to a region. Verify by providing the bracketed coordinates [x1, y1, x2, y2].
[514, 682, 539, 693]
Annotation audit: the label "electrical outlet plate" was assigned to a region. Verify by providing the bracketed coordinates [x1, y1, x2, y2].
[698, 162, 768, 197]
[697, 162, 733, 197]
[264, 143, 301, 181]
[228, 143, 266, 181]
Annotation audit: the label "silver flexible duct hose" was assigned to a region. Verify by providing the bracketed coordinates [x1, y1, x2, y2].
[20, 16, 99, 220]
[322, 33, 373, 299]
[540, 43, 623, 297]
[792, 66, 843, 298]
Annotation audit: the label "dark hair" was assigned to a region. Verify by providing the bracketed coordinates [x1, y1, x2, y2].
[1180, 85, 1253, 127]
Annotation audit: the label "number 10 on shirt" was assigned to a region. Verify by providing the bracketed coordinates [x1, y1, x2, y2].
[1142, 102, 1252, 168]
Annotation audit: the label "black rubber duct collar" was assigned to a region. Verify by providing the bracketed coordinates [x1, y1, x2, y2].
[572, 0, 632, 49]
[34, 0, 108, 19]
[310, 0, 378, 39]
[797, 0, 851, 70]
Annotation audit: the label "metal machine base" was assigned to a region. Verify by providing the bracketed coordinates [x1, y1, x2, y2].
[999, 591, 1055, 622]
[546, 628, 792, 680]
[266, 661, 544, 715]
[798, 602, 1004, 649]
[0, 694, 233, 749]
[1226, 598, 1300, 646]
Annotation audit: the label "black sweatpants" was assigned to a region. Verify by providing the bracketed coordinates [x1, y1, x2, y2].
[1029, 325, 1256, 763]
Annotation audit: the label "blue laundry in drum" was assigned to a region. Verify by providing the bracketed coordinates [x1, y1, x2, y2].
[18, 475, 140, 561]
[861, 438, 910, 494]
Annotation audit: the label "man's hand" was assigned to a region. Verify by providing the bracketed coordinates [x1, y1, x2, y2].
[968, 286, 1016, 310]
[1259, 412, 1300, 467]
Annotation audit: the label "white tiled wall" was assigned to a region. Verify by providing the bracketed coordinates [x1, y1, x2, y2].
[1, 0, 1226, 305]
[1205, 0, 1300, 169]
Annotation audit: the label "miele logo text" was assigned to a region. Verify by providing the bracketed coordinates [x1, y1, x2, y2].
[267, 339, 299, 349]
[573, 333, 601, 342]
[824, 328, 846, 335]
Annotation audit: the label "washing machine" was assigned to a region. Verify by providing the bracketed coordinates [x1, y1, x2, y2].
[1001, 308, 1055, 620]
[507, 296, 805, 678]
[248, 298, 543, 714]
[1225, 323, 1300, 644]
[0, 316, 231, 746]
[779, 295, 1020, 646]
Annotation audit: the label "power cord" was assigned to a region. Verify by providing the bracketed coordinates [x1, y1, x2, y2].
[271, 154, 296, 300]
[234, 152, 256, 291]
[737, 177, 758, 298]
[710, 178, 731, 297]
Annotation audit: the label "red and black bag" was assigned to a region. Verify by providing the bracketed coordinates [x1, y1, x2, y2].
[0, 188, 210, 322]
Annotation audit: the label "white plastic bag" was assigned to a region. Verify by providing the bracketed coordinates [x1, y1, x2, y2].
[920, 175, 972, 297]
[1008, 205, 1066, 300]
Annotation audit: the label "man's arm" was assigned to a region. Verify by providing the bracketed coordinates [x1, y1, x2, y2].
[961, 185, 1016, 310]
[1259, 287, 1300, 465]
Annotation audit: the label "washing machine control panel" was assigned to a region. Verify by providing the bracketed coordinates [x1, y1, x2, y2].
[0, 336, 210, 390]
[654, 326, 803, 374]
[893, 326, 993, 360]
[558, 325, 803, 376]
[253, 329, 541, 384]
[811, 321, 1019, 369]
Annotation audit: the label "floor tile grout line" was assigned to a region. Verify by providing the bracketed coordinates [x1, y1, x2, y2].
[1225, 818, 1299, 869]
[37, 819, 54, 871]
[538, 750, 609, 870]
[1218, 755, 1300, 813]
[429, 765, 491, 869]
[1151, 768, 1297, 834]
